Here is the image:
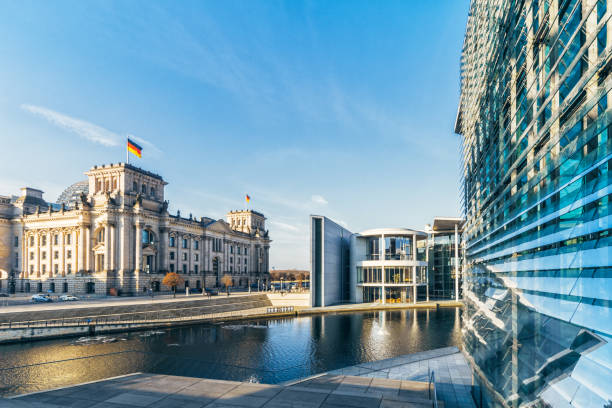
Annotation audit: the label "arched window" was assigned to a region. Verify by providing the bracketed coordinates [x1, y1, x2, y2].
[112, 177, 117, 190]
[150, 187, 155, 197]
[133, 181, 138, 192]
[141, 184, 146, 193]
[96, 227, 105, 244]
[142, 229, 155, 245]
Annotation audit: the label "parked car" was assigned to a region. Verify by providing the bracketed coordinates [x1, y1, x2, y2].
[31, 294, 52, 303]
[0, 293, 9, 297]
[204, 288, 218, 296]
[59, 294, 79, 301]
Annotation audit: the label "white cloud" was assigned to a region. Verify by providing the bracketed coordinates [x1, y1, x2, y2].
[20, 104, 160, 154]
[269, 220, 300, 232]
[21, 104, 120, 147]
[311, 195, 328, 205]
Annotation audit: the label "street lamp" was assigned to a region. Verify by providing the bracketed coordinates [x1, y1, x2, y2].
[145, 264, 153, 299]
[280, 277, 284, 292]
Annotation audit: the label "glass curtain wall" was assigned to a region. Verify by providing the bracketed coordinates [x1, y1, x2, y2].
[357, 267, 383, 283]
[457, 0, 612, 407]
[384, 236, 412, 260]
[366, 237, 380, 260]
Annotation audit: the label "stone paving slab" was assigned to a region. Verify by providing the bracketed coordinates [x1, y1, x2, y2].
[5, 373, 435, 408]
[2, 347, 474, 407]
[325, 347, 475, 408]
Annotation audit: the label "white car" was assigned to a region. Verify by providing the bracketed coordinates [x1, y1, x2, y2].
[59, 294, 79, 301]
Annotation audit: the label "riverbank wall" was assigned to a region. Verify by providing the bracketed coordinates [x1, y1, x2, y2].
[0, 295, 462, 344]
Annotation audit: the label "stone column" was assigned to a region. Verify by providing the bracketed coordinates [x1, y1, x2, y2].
[36, 232, 41, 278]
[159, 226, 167, 273]
[76, 229, 81, 273]
[103, 224, 110, 271]
[110, 224, 116, 271]
[188, 235, 192, 275]
[135, 222, 142, 273]
[21, 233, 27, 280]
[60, 231, 65, 277]
[85, 227, 91, 272]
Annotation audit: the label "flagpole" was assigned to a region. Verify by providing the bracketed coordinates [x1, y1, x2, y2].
[126, 137, 129, 165]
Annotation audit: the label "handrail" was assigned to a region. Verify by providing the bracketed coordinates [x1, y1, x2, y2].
[0, 297, 271, 329]
[428, 368, 438, 408]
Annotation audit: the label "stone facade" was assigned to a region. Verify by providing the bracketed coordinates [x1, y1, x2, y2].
[0, 163, 271, 295]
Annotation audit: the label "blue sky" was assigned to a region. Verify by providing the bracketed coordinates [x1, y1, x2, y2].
[0, 1, 469, 269]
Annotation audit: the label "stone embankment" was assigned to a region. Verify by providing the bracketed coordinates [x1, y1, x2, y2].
[0, 294, 273, 343]
[0, 293, 461, 343]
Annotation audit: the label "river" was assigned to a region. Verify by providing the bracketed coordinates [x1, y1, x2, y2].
[0, 308, 461, 396]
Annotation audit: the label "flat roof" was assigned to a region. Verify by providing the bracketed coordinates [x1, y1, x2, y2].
[432, 217, 465, 232]
[358, 228, 426, 238]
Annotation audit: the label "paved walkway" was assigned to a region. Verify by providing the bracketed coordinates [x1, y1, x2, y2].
[1, 347, 475, 408]
[327, 346, 475, 408]
[4, 372, 437, 408]
[0, 292, 262, 314]
[298, 300, 462, 315]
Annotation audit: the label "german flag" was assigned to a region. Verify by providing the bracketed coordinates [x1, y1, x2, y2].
[246, 194, 251, 203]
[127, 138, 142, 158]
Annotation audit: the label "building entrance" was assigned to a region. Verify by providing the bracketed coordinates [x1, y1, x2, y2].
[385, 287, 411, 303]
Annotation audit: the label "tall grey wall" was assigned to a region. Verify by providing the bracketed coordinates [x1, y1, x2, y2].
[349, 235, 367, 303]
[310, 215, 352, 307]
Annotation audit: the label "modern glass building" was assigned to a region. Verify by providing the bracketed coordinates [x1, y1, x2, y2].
[353, 228, 428, 304]
[426, 217, 464, 300]
[456, 0, 612, 406]
[310, 216, 429, 307]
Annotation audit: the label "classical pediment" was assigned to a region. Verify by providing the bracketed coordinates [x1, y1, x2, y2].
[206, 220, 234, 234]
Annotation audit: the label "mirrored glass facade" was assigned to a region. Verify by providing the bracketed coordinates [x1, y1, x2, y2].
[457, 0, 612, 406]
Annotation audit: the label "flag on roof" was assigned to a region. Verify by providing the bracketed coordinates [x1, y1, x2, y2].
[127, 138, 142, 158]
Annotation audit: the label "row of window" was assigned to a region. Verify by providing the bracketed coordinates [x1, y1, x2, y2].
[28, 263, 73, 275]
[470, 123, 611, 251]
[132, 181, 157, 198]
[29, 250, 73, 261]
[168, 264, 249, 274]
[22, 282, 70, 293]
[24, 233, 73, 247]
[168, 236, 199, 249]
[357, 266, 427, 284]
[168, 251, 248, 265]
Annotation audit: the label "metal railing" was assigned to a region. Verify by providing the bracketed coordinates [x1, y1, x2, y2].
[0, 298, 274, 330]
[266, 306, 294, 313]
[428, 368, 438, 408]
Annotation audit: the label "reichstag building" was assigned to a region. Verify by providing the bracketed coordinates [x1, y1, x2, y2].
[0, 163, 271, 295]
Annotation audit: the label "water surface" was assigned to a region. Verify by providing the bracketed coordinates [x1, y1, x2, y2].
[0, 308, 461, 396]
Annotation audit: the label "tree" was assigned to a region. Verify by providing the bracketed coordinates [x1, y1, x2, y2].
[296, 272, 305, 289]
[162, 272, 184, 298]
[221, 274, 233, 295]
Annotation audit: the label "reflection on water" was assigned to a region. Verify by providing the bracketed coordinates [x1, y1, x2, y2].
[0, 308, 461, 396]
